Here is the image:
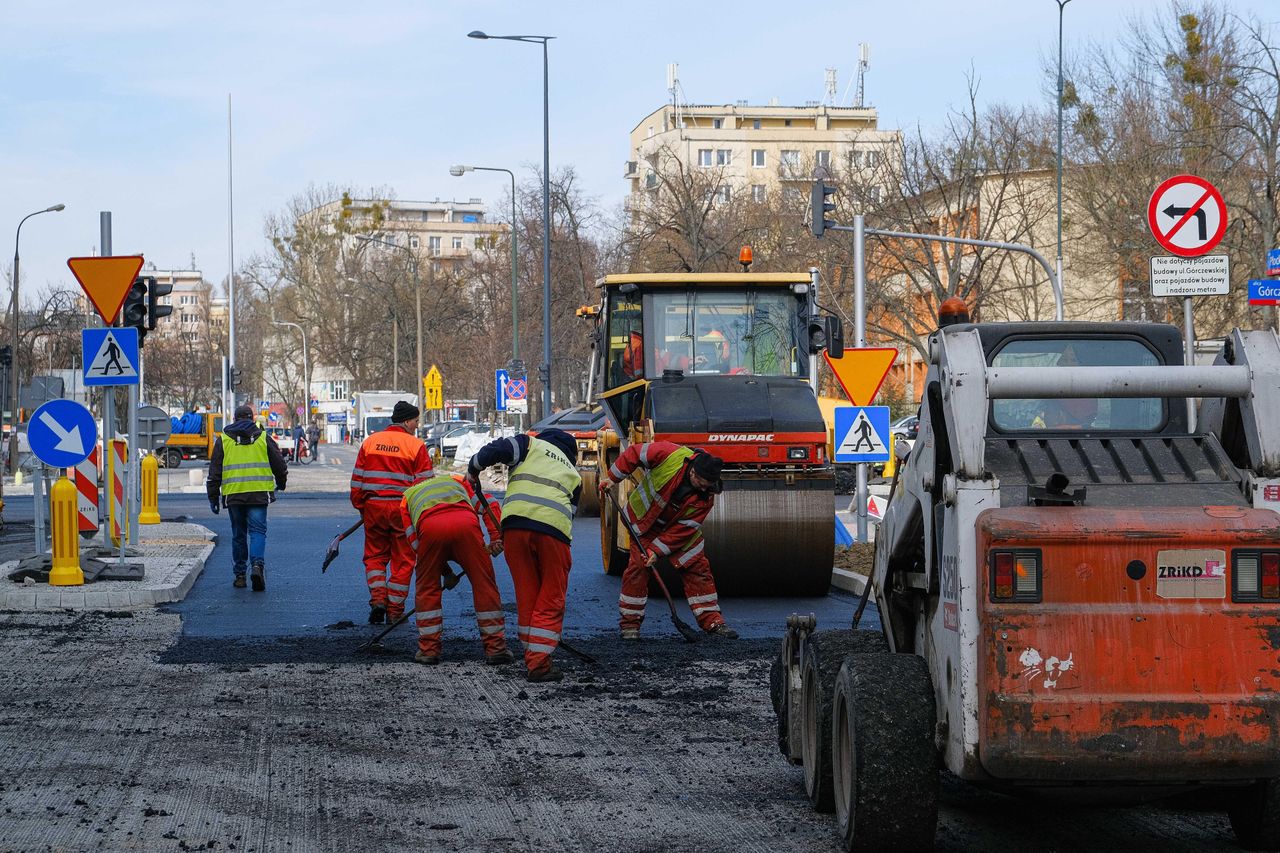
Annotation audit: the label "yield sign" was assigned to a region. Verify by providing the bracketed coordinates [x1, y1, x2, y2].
[823, 347, 897, 406]
[67, 255, 144, 324]
[1147, 175, 1227, 258]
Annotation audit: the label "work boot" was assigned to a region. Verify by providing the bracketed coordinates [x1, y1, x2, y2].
[526, 666, 564, 683]
[386, 609, 404, 623]
[708, 623, 739, 639]
[620, 628, 640, 641]
[232, 575, 247, 589]
[414, 651, 440, 665]
[485, 649, 515, 665]
[368, 605, 386, 625]
[250, 561, 266, 592]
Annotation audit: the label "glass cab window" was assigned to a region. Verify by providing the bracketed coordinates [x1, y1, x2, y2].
[991, 338, 1164, 431]
[606, 291, 644, 388]
[647, 289, 803, 378]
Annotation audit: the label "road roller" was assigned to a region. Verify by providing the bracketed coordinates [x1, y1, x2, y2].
[590, 266, 843, 596]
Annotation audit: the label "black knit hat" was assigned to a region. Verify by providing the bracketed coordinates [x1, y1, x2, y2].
[537, 428, 578, 462]
[233, 404, 254, 421]
[690, 450, 724, 483]
[391, 400, 420, 423]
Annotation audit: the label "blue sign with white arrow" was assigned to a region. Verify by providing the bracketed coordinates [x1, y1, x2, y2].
[834, 405, 891, 463]
[495, 368, 509, 412]
[28, 399, 97, 468]
[1268, 249, 1280, 276]
[82, 327, 139, 387]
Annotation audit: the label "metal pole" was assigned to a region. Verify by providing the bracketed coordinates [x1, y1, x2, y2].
[414, 258, 423, 403]
[226, 94, 237, 416]
[1056, 0, 1070, 302]
[1184, 296, 1197, 432]
[9, 230, 19, 475]
[101, 214, 114, 551]
[128, 383, 139, 545]
[392, 315, 399, 390]
[541, 38, 553, 419]
[509, 169, 519, 363]
[853, 215, 868, 544]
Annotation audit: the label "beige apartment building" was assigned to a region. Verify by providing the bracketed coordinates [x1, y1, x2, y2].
[308, 197, 506, 273]
[627, 102, 901, 206]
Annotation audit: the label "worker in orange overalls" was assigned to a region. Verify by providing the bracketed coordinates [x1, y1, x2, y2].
[350, 400, 432, 625]
[399, 473, 512, 665]
[598, 441, 738, 640]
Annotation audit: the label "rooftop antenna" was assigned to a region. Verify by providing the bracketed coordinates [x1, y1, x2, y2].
[825, 68, 838, 106]
[854, 43, 871, 108]
[667, 62, 693, 137]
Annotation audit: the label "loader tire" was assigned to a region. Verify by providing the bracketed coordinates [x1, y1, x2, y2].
[770, 648, 789, 757]
[1229, 778, 1280, 850]
[832, 652, 938, 852]
[801, 630, 889, 812]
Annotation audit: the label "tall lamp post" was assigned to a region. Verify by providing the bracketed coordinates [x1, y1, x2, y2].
[1055, 0, 1072, 299]
[450, 164, 519, 365]
[354, 235, 422, 409]
[10, 203, 65, 473]
[467, 30, 554, 418]
[271, 319, 309, 426]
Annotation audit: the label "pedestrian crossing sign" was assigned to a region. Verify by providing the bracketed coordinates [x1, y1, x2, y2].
[82, 327, 140, 387]
[834, 405, 890, 463]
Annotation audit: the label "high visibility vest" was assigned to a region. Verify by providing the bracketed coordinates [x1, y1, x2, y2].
[404, 474, 475, 527]
[626, 445, 694, 522]
[219, 432, 274, 496]
[503, 438, 582, 539]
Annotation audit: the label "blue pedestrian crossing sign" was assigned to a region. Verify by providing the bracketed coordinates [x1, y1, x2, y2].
[834, 406, 890, 463]
[28, 399, 97, 468]
[82, 327, 139, 386]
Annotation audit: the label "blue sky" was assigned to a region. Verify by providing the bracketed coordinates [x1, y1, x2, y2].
[2, 0, 1275, 299]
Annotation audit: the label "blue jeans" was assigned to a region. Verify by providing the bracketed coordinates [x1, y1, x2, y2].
[228, 504, 268, 575]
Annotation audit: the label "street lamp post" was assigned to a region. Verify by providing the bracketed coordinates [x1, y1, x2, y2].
[10, 203, 65, 473]
[271, 319, 309, 426]
[450, 164, 519, 364]
[1055, 0, 1072, 299]
[354, 235, 422, 407]
[468, 30, 554, 418]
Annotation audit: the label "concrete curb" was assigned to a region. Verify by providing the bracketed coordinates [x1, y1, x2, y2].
[831, 567, 868, 596]
[0, 522, 217, 612]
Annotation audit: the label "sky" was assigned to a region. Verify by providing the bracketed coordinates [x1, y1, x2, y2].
[2, 0, 1276, 301]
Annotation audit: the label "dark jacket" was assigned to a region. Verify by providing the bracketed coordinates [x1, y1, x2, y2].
[207, 418, 289, 506]
[468, 432, 581, 545]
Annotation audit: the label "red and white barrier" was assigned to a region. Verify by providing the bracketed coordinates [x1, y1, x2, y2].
[68, 446, 100, 534]
[109, 439, 127, 546]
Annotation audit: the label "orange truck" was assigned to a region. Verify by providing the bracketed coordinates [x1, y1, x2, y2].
[775, 320, 1280, 850]
[159, 412, 222, 468]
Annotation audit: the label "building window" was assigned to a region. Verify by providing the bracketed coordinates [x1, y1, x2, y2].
[712, 118, 722, 129]
[752, 149, 765, 168]
[753, 119, 761, 130]
[475, 237, 485, 249]
[816, 150, 831, 168]
[717, 185, 731, 204]
[647, 126, 654, 138]
[869, 186, 882, 203]
[784, 119, 792, 127]
[428, 236, 441, 256]
[716, 149, 731, 166]
[409, 235, 420, 250]
[780, 150, 800, 175]
[866, 150, 879, 168]
[452, 237, 463, 250]
[849, 150, 862, 168]
[698, 149, 713, 167]
[783, 186, 804, 205]
[645, 172, 658, 190]
[752, 184, 766, 203]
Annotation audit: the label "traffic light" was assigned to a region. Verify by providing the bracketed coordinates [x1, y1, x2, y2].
[122, 277, 150, 343]
[810, 180, 838, 238]
[0, 346, 11, 368]
[147, 278, 173, 330]
[226, 362, 243, 389]
[807, 315, 844, 355]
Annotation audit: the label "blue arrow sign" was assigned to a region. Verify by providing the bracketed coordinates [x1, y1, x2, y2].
[28, 399, 97, 468]
[834, 405, 891, 463]
[1249, 280, 1280, 305]
[1268, 249, 1280, 276]
[495, 368, 509, 412]
[82, 327, 139, 387]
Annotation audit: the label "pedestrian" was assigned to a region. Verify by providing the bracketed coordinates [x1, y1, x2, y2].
[206, 403, 288, 591]
[291, 421, 304, 463]
[468, 428, 581, 683]
[598, 441, 738, 639]
[351, 400, 432, 625]
[306, 420, 320, 461]
[400, 473, 513, 666]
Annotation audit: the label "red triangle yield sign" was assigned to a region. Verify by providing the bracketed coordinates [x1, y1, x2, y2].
[67, 256, 144, 325]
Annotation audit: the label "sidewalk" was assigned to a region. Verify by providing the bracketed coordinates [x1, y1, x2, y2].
[0, 521, 215, 611]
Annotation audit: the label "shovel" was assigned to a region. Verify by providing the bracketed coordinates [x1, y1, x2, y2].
[321, 519, 364, 574]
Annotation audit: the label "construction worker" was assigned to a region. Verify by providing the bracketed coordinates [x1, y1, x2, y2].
[468, 428, 581, 683]
[598, 441, 739, 640]
[400, 474, 513, 666]
[206, 403, 289, 591]
[351, 400, 432, 625]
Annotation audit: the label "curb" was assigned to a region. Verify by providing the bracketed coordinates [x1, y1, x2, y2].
[831, 567, 868, 596]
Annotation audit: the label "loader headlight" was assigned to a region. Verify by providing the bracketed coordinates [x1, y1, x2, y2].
[787, 447, 809, 460]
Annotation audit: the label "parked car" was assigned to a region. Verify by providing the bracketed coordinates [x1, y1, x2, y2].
[424, 420, 474, 453]
[441, 423, 496, 459]
[890, 414, 920, 445]
[266, 427, 296, 454]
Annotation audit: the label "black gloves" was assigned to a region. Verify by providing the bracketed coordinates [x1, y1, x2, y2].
[209, 500, 220, 515]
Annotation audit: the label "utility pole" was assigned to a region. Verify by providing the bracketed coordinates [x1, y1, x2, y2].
[1055, 0, 1072, 302]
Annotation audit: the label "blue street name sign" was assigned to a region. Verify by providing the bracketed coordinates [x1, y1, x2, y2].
[29, 399, 97, 468]
[1248, 280, 1280, 306]
[495, 368, 509, 412]
[1268, 249, 1280, 276]
[833, 405, 891, 463]
[82, 327, 140, 387]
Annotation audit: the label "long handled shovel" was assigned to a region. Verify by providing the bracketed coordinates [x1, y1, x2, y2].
[321, 519, 364, 573]
[602, 489, 701, 644]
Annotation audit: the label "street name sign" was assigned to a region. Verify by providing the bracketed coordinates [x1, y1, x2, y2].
[1269, 249, 1280, 276]
[1149, 255, 1230, 297]
[1147, 175, 1227, 258]
[66, 255, 144, 324]
[82, 328, 140, 386]
[823, 348, 897, 406]
[1249, 280, 1280, 306]
[29, 399, 97, 468]
[833, 405, 890, 463]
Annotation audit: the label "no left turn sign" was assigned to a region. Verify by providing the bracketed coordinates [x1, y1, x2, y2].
[1147, 174, 1227, 257]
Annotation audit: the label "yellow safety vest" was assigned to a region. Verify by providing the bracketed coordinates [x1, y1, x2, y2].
[503, 438, 582, 539]
[404, 475, 475, 527]
[626, 445, 695, 521]
[219, 432, 274, 495]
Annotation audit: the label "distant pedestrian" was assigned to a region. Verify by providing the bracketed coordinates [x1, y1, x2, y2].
[291, 422, 304, 462]
[207, 404, 288, 591]
[306, 421, 320, 460]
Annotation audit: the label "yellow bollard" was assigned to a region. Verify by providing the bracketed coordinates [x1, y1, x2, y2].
[49, 476, 83, 586]
[140, 454, 161, 524]
[14, 469, 22, 486]
[882, 441, 897, 479]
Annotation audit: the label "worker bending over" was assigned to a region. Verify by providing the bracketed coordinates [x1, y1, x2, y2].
[400, 473, 513, 666]
[350, 401, 432, 625]
[598, 441, 738, 639]
[469, 428, 581, 683]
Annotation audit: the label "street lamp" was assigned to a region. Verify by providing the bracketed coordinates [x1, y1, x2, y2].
[10, 203, 65, 472]
[450, 164, 519, 365]
[270, 318, 309, 427]
[1054, 0, 1072, 297]
[353, 235, 422, 408]
[468, 29, 554, 418]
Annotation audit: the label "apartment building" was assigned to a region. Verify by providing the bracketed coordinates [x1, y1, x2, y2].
[308, 197, 505, 272]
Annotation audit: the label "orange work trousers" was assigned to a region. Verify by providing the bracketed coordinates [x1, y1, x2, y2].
[503, 528, 571, 676]
[618, 540, 725, 633]
[412, 505, 508, 657]
[361, 500, 415, 616]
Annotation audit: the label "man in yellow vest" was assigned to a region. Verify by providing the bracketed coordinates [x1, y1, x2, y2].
[468, 428, 581, 683]
[207, 404, 289, 590]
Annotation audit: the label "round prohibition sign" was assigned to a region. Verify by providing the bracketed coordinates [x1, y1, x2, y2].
[1147, 174, 1227, 257]
[505, 378, 528, 400]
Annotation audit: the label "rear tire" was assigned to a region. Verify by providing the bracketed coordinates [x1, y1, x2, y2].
[770, 648, 790, 757]
[832, 652, 938, 851]
[800, 630, 889, 813]
[1229, 778, 1280, 850]
[160, 448, 183, 469]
